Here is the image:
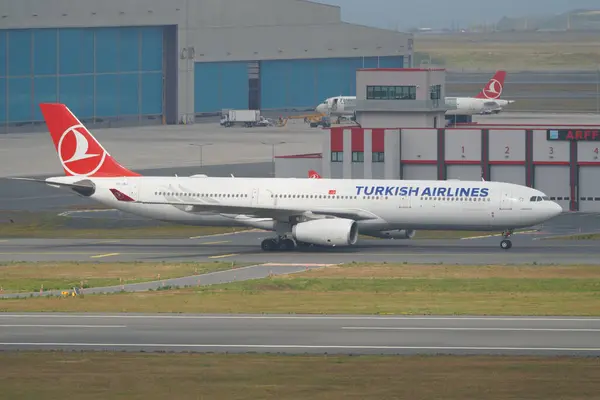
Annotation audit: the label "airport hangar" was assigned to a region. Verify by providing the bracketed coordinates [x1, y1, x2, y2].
[0, 0, 411, 133]
[274, 68, 600, 213]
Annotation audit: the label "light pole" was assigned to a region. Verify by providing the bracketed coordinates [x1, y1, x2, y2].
[189, 143, 213, 167]
[261, 141, 286, 177]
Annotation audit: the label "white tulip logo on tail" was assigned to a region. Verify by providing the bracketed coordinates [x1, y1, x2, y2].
[58, 125, 107, 176]
[482, 79, 503, 100]
[308, 170, 322, 179]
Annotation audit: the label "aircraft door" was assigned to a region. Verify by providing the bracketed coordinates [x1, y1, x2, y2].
[251, 188, 275, 207]
[331, 98, 339, 112]
[398, 196, 412, 208]
[251, 188, 259, 206]
[499, 192, 512, 210]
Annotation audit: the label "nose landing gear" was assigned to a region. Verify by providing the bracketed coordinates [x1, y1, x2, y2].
[500, 229, 513, 250]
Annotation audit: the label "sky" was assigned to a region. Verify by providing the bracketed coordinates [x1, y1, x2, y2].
[316, 0, 600, 30]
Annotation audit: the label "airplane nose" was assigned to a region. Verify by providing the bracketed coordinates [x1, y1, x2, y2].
[548, 201, 563, 218]
[316, 105, 326, 114]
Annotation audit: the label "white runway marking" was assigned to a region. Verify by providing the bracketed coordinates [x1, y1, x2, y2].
[189, 229, 264, 239]
[90, 253, 120, 259]
[0, 325, 126, 328]
[0, 343, 598, 352]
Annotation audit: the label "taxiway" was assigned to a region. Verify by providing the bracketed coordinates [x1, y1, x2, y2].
[0, 230, 597, 265]
[1, 313, 599, 356]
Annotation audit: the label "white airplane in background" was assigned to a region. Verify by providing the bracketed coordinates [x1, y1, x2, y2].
[13, 103, 561, 252]
[315, 70, 515, 118]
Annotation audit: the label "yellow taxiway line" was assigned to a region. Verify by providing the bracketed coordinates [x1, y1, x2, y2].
[90, 253, 121, 259]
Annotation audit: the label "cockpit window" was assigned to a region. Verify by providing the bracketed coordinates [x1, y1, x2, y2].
[530, 195, 550, 202]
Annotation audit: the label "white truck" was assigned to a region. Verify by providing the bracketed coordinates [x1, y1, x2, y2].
[220, 109, 262, 127]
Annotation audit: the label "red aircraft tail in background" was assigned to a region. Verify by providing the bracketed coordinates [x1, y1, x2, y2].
[474, 70, 507, 100]
[308, 170, 321, 178]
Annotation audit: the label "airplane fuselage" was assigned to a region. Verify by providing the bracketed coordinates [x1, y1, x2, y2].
[316, 96, 513, 117]
[50, 175, 561, 234]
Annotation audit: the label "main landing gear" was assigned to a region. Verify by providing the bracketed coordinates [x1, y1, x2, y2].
[261, 237, 311, 252]
[500, 229, 513, 250]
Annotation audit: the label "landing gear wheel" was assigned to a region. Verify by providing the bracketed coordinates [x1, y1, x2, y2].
[261, 239, 278, 251]
[279, 238, 296, 251]
[500, 239, 512, 250]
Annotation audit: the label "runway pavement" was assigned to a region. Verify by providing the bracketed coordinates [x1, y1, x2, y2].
[1, 313, 599, 355]
[0, 228, 597, 265]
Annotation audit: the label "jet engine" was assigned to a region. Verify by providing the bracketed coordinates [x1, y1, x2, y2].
[292, 218, 358, 247]
[366, 229, 416, 239]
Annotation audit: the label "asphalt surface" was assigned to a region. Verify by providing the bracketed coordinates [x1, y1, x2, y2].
[0, 223, 597, 266]
[1, 313, 599, 355]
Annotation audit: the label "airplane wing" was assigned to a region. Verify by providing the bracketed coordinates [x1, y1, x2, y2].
[112, 189, 378, 221]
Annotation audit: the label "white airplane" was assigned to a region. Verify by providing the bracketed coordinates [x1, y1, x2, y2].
[315, 70, 515, 118]
[13, 103, 561, 252]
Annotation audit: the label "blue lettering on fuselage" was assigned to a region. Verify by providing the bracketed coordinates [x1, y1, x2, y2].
[355, 185, 490, 197]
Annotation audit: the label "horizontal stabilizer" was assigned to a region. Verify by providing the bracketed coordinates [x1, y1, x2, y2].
[10, 177, 96, 196]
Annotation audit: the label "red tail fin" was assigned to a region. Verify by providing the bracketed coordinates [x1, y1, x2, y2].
[474, 70, 507, 100]
[308, 170, 321, 179]
[39, 103, 140, 177]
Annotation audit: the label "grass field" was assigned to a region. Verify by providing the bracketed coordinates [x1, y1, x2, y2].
[0, 261, 241, 293]
[3, 263, 600, 316]
[545, 233, 600, 240]
[0, 352, 598, 399]
[415, 31, 600, 70]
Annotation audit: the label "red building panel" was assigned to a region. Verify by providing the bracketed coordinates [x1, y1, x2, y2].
[330, 127, 344, 152]
[371, 129, 385, 152]
[533, 161, 570, 166]
[488, 160, 526, 165]
[351, 128, 364, 152]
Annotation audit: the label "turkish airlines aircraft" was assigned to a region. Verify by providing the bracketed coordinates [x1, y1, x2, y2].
[14, 103, 561, 252]
[315, 70, 514, 117]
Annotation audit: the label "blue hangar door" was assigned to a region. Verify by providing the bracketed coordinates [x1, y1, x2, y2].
[259, 56, 404, 111]
[194, 61, 250, 114]
[0, 26, 167, 130]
